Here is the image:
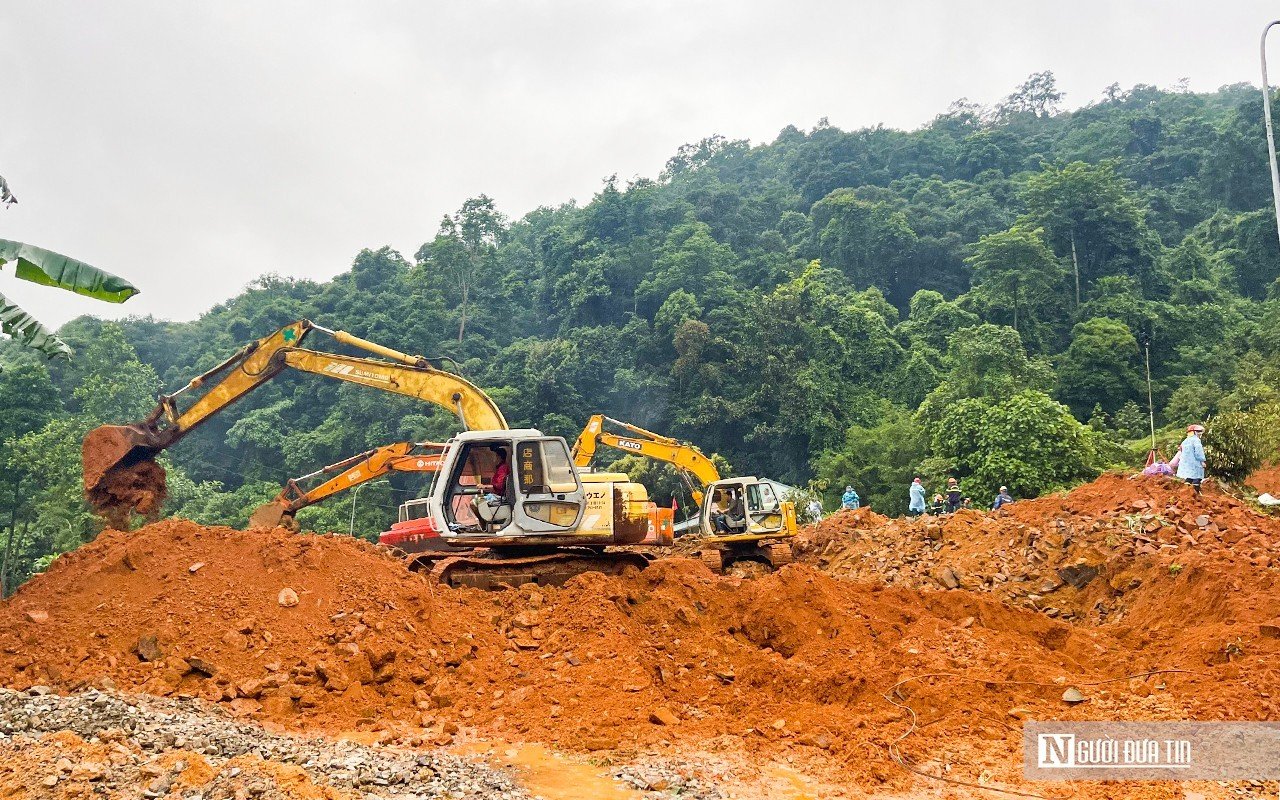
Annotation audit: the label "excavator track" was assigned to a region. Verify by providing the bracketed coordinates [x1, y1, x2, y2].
[763, 541, 794, 568]
[418, 549, 653, 590]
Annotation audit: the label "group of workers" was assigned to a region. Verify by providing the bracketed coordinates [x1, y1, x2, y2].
[471, 423, 1212, 533]
[908, 476, 1013, 516]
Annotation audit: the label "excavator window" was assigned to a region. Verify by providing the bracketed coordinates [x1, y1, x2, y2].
[541, 442, 578, 493]
[747, 483, 779, 513]
[444, 443, 500, 529]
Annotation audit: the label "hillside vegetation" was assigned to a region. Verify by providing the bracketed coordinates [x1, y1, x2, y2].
[3, 72, 1280, 591]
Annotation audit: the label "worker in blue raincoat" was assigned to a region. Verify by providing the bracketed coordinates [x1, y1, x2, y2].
[909, 478, 926, 515]
[841, 485, 860, 510]
[1176, 423, 1207, 493]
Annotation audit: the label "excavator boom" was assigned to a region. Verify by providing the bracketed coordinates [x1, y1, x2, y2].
[570, 413, 796, 572]
[248, 441, 444, 530]
[83, 320, 505, 520]
[571, 414, 720, 503]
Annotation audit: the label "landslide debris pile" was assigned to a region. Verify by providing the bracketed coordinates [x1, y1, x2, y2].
[1, 510, 1275, 798]
[796, 474, 1280, 657]
[0, 687, 529, 800]
[0, 520, 1143, 793]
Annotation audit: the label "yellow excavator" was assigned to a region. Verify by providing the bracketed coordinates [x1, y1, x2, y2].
[247, 441, 445, 530]
[571, 414, 796, 572]
[83, 320, 672, 588]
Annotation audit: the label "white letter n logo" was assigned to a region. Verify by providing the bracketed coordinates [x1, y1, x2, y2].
[1038, 734, 1075, 768]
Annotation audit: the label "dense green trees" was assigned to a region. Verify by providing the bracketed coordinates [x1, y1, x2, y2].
[4, 73, 1280, 588]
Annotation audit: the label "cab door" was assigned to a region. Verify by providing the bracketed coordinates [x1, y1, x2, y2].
[746, 481, 783, 533]
[510, 438, 586, 533]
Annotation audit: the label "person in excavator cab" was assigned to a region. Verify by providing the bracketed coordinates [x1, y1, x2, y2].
[472, 445, 512, 531]
[710, 488, 747, 534]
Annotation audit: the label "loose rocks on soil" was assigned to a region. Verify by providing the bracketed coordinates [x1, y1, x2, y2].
[0, 687, 528, 799]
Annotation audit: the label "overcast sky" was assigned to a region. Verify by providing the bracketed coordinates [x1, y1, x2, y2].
[3, 1, 1277, 328]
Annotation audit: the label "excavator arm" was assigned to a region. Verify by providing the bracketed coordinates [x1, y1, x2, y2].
[248, 441, 444, 530]
[83, 319, 506, 517]
[571, 414, 720, 505]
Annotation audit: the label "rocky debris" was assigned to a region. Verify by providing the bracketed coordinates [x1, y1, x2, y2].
[135, 635, 163, 663]
[1, 511, 1276, 800]
[615, 759, 723, 797]
[795, 473, 1280, 626]
[649, 707, 679, 726]
[277, 588, 299, 608]
[0, 687, 530, 799]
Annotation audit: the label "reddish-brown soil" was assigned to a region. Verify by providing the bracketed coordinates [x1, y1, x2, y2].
[1248, 462, 1280, 496]
[798, 475, 1280, 637]
[85, 460, 167, 530]
[2, 472, 1278, 798]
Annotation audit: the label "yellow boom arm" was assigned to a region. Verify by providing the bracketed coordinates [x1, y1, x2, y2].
[248, 441, 444, 529]
[83, 319, 507, 499]
[570, 414, 720, 504]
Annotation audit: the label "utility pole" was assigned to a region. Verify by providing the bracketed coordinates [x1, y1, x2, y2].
[1140, 332, 1156, 454]
[1261, 21, 1280, 247]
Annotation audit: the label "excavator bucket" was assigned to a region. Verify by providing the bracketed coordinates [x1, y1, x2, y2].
[248, 501, 299, 531]
[82, 424, 168, 525]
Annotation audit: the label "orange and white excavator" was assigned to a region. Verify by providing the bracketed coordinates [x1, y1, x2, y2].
[83, 320, 672, 588]
[247, 441, 445, 531]
[571, 414, 796, 572]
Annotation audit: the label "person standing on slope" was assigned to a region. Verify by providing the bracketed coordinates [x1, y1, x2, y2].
[841, 485, 860, 510]
[908, 477, 926, 516]
[945, 477, 962, 513]
[1177, 423, 1207, 493]
[992, 485, 1014, 510]
[806, 497, 824, 523]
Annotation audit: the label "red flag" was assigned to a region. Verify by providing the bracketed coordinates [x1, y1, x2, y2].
[672, 496, 679, 512]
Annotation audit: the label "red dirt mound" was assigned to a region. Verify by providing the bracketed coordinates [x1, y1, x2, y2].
[1248, 462, 1280, 496]
[2, 514, 1275, 798]
[796, 474, 1280, 665]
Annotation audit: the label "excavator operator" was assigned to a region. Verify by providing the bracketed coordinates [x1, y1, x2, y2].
[711, 488, 747, 534]
[472, 446, 511, 531]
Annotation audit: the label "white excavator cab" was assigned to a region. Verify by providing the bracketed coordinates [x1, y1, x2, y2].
[697, 476, 796, 573]
[437, 430, 586, 537]
[700, 477, 788, 539]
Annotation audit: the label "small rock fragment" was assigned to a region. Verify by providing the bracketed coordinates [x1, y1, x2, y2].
[135, 636, 163, 663]
[185, 656, 218, 678]
[278, 588, 299, 607]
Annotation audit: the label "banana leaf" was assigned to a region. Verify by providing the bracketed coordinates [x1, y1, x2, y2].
[0, 289, 73, 360]
[0, 239, 138, 303]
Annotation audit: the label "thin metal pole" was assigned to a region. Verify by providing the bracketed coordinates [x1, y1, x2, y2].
[349, 481, 369, 537]
[1144, 339, 1156, 453]
[1261, 21, 1280, 248]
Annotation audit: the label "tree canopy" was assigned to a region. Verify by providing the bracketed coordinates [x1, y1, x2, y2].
[5, 73, 1280, 590]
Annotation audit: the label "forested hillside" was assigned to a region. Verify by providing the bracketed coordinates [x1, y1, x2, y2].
[4, 72, 1280, 591]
